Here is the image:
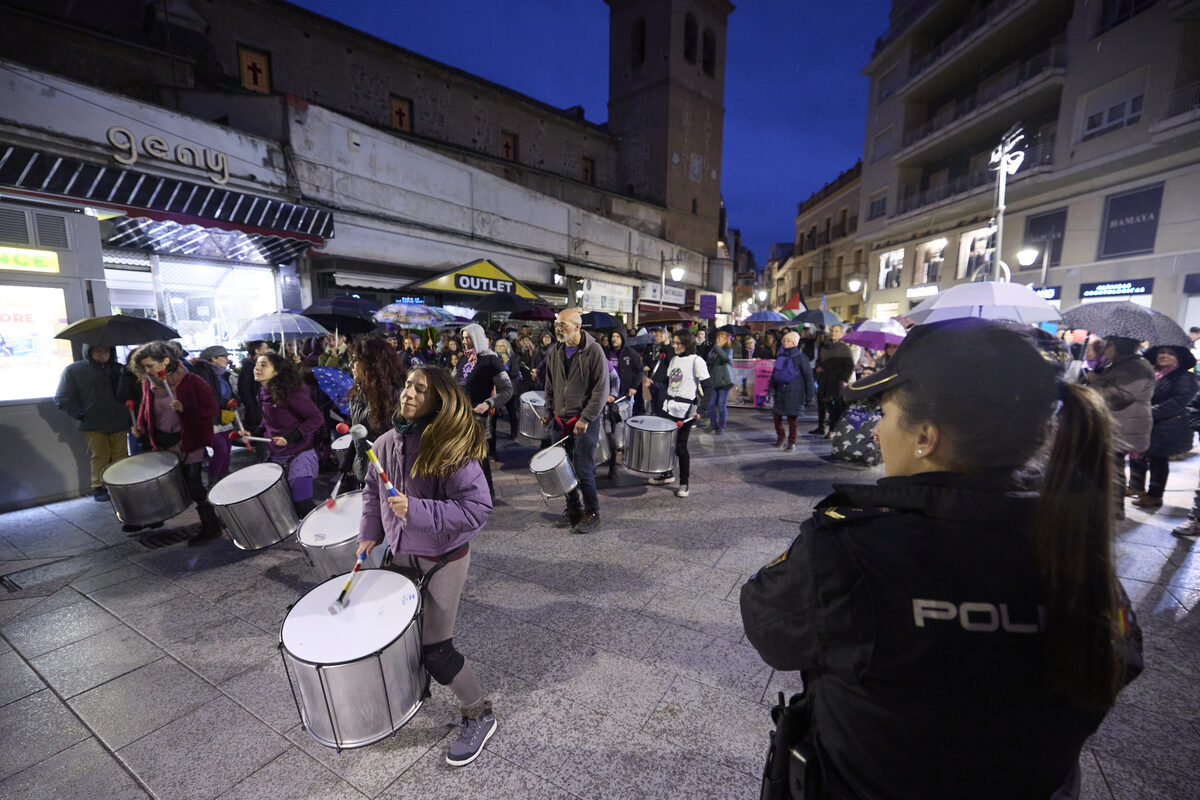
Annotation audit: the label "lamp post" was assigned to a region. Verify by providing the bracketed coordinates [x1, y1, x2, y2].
[1017, 246, 1051, 288]
[660, 250, 685, 310]
[989, 124, 1026, 283]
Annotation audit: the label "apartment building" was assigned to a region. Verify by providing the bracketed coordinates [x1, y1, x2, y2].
[858, 0, 1200, 323]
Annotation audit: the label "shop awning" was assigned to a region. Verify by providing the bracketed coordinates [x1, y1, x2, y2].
[332, 271, 414, 291]
[102, 216, 312, 264]
[0, 144, 332, 247]
[407, 259, 542, 300]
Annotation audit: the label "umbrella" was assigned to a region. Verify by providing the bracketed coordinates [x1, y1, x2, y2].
[640, 309, 696, 325]
[841, 319, 907, 350]
[1060, 301, 1189, 346]
[301, 296, 379, 336]
[716, 324, 751, 336]
[904, 282, 1062, 325]
[235, 312, 330, 343]
[311, 366, 355, 416]
[55, 314, 180, 346]
[509, 305, 555, 321]
[625, 333, 654, 348]
[473, 294, 532, 313]
[581, 311, 619, 329]
[745, 310, 788, 323]
[794, 309, 842, 327]
[374, 303, 443, 327]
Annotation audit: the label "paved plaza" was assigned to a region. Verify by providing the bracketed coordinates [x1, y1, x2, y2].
[0, 408, 1197, 799]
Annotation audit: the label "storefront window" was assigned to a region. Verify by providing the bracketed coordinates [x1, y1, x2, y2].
[877, 249, 904, 290]
[0, 284, 75, 401]
[957, 227, 994, 279]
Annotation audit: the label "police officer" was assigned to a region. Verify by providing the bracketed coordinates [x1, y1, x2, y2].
[740, 319, 1143, 799]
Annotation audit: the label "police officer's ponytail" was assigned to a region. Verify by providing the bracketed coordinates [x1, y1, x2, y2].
[1034, 382, 1124, 711]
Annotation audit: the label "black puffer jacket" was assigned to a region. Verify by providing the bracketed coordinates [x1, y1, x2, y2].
[608, 325, 643, 397]
[741, 472, 1142, 800]
[1147, 368, 1199, 457]
[53, 344, 129, 433]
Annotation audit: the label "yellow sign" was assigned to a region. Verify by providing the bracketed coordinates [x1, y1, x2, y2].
[408, 259, 540, 299]
[0, 246, 60, 274]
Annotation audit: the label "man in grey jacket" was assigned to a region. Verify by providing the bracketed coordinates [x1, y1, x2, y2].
[542, 308, 608, 533]
[1085, 336, 1154, 517]
[54, 344, 131, 501]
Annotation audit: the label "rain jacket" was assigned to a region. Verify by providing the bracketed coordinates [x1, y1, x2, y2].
[357, 425, 493, 558]
[609, 325, 644, 396]
[768, 346, 815, 416]
[1089, 353, 1154, 453]
[708, 344, 733, 390]
[54, 344, 132, 433]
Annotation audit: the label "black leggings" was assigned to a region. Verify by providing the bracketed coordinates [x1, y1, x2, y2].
[1129, 454, 1169, 498]
[676, 418, 695, 484]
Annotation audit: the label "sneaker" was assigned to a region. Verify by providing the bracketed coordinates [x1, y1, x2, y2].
[1171, 519, 1200, 540]
[446, 709, 497, 767]
[649, 473, 673, 485]
[553, 509, 582, 529]
[784, 443, 795, 452]
[675, 484, 689, 498]
[773, 436, 784, 448]
[91, 486, 109, 502]
[715, 427, 725, 435]
[574, 512, 601, 534]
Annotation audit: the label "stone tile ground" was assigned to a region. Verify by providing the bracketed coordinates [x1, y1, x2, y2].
[0, 408, 1196, 799]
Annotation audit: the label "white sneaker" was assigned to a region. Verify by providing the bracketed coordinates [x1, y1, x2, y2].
[675, 484, 689, 498]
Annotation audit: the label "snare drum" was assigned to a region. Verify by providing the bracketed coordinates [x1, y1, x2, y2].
[593, 425, 611, 466]
[624, 415, 678, 474]
[101, 451, 190, 526]
[207, 464, 298, 550]
[280, 569, 425, 750]
[529, 445, 578, 498]
[297, 491, 364, 579]
[517, 391, 549, 445]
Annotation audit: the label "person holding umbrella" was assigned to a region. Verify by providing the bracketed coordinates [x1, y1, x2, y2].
[1084, 337, 1154, 517]
[54, 343, 131, 501]
[1127, 346, 1199, 509]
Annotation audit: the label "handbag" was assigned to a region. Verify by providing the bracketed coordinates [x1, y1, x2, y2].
[760, 691, 821, 800]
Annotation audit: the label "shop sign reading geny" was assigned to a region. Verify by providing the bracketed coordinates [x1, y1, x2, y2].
[106, 126, 230, 185]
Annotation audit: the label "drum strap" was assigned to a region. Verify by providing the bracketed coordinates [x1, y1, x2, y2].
[553, 415, 580, 432]
[383, 543, 468, 591]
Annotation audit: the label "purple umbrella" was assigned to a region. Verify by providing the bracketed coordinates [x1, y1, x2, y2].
[841, 319, 907, 350]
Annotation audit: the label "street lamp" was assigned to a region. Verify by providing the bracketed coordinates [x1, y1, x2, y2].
[660, 251, 686, 309]
[1017, 246, 1052, 287]
[988, 124, 1026, 282]
[847, 278, 863, 293]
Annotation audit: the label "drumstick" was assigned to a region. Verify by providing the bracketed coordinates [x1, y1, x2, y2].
[364, 447, 401, 498]
[156, 370, 176, 401]
[226, 399, 252, 449]
[328, 553, 367, 615]
[124, 399, 137, 428]
[229, 432, 273, 444]
[324, 474, 344, 509]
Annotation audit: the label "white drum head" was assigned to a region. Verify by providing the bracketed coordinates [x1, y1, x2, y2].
[627, 415, 677, 432]
[530, 446, 567, 472]
[207, 463, 284, 505]
[331, 434, 354, 451]
[101, 451, 179, 485]
[297, 491, 364, 547]
[282, 570, 420, 663]
[521, 391, 545, 407]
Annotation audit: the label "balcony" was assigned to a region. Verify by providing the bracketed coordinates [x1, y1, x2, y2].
[894, 140, 1054, 217]
[901, 46, 1066, 151]
[1149, 81, 1200, 136]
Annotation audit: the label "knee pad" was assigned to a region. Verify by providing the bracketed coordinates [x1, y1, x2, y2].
[422, 638, 465, 685]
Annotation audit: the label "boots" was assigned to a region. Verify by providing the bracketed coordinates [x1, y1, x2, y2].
[189, 502, 223, 546]
[773, 415, 785, 448]
[785, 417, 798, 452]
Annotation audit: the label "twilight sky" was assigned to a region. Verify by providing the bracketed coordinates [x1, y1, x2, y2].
[291, 0, 892, 266]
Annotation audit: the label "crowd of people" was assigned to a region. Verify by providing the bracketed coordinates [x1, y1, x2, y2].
[55, 305, 1200, 790]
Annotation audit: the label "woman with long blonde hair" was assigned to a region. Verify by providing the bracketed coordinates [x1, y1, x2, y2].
[355, 365, 496, 767]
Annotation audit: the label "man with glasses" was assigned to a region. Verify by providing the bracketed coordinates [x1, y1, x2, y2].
[541, 308, 608, 533]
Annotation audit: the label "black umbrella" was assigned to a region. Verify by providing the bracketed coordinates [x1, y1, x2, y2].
[55, 315, 180, 346]
[302, 295, 380, 317]
[716, 324, 751, 336]
[473, 294, 532, 313]
[1060, 301, 1189, 346]
[581, 311, 619, 329]
[300, 312, 376, 335]
[794, 309, 842, 327]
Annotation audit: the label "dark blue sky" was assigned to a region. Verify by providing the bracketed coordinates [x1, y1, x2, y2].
[291, 0, 892, 263]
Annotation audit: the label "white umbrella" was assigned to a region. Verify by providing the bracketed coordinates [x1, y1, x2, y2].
[904, 282, 1062, 325]
[235, 312, 331, 343]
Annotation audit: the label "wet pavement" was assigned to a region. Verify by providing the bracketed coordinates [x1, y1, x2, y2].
[0, 408, 1197, 799]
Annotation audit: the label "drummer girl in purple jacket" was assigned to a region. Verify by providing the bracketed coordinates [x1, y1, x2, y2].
[238, 352, 323, 517]
[356, 365, 495, 767]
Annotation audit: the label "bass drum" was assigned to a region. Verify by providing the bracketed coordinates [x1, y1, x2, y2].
[280, 569, 425, 750]
[297, 491, 365, 580]
[101, 451, 190, 526]
[207, 464, 298, 550]
[517, 391, 549, 445]
[623, 415, 678, 474]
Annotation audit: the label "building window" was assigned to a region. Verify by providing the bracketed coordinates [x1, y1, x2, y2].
[689, 153, 703, 182]
[1096, 0, 1156, 36]
[702, 29, 716, 76]
[1080, 70, 1146, 142]
[500, 131, 518, 162]
[238, 46, 272, 95]
[878, 248, 904, 290]
[581, 157, 595, 185]
[867, 193, 887, 220]
[1022, 209, 1067, 269]
[389, 96, 412, 133]
[957, 227, 995, 279]
[692, 198, 698, 214]
[916, 238, 948, 284]
[877, 65, 901, 103]
[631, 17, 646, 66]
[870, 128, 894, 163]
[684, 13, 698, 64]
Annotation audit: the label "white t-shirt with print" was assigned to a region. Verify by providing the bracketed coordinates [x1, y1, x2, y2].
[664, 354, 710, 419]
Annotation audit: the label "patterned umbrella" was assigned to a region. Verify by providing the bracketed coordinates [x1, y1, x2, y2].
[1060, 301, 1189, 346]
[311, 366, 354, 415]
[235, 312, 330, 343]
[374, 303, 442, 327]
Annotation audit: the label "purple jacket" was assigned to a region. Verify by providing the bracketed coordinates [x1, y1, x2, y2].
[258, 385, 323, 457]
[357, 427, 493, 558]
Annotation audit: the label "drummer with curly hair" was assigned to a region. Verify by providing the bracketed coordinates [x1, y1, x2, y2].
[129, 340, 222, 544]
[356, 365, 496, 767]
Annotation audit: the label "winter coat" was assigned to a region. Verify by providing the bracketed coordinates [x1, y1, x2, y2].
[357, 426, 493, 559]
[543, 335, 609, 424]
[258, 384, 323, 457]
[1089, 354, 1154, 453]
[237, 356, 264, 431]
[136, 370, 217, 453]
[340, 392, 398, 481]
[1147, 368, 1199, 458]
[54, 344, 129, 433]
[708, 344, 734, 390]
[610, 345, 643, 396]
[741, 472, 1143, 800]
[816, 340, 854, 398]
[767, 347, 814, 416]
